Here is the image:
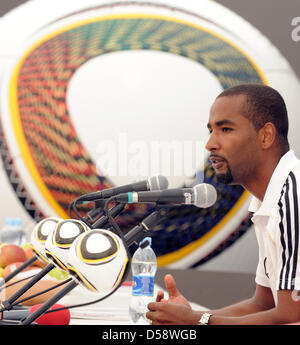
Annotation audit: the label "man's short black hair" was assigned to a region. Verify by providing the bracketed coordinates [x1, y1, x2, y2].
[217, 84, 289, 150]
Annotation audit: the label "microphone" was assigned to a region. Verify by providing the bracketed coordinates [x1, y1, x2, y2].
[111, 183, 217, 208]
[91, 203, 125, 229]
[0, 217, 61, 288]
[23, 209, 167, 325]
[0, 304, 70, 325]
[83, 199, 106, 224]
[30, 217, 62, 263]
[21, 205, 167, 325]
[124, 207, 170, 246]
[0, 219, 89, 312]
[78, 175, 168, 201]
[66, 229, 129, 294]
[21, 228, 129, 325]
[44, 219, 90, 271]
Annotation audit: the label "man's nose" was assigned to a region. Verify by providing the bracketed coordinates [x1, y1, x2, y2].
[205, 132, 220, 152]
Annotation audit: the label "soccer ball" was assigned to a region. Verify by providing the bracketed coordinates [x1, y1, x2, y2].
[44, 219, 90, 271]
[67, 229, 129, 293]
[30, 217, 61, 264]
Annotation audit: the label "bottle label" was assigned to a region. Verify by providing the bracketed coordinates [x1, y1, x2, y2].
[132, 275, 154, 296]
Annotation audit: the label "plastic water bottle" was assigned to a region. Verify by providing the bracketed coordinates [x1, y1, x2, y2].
[129, 237, 157, 325]
[0, 218, 27, 246]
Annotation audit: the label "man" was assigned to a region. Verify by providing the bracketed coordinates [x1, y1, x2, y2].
[146, 84, 300, 325]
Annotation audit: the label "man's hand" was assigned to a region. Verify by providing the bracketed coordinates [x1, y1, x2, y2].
[155, 274, 191, 308]
[147, 274, 196, 325]
[147, 301, 199, 325]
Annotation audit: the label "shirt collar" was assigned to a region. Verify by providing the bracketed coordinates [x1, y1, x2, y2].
[248, 150, 299, 216]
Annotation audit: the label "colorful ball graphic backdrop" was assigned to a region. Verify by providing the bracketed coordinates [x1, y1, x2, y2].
[0, 0, 299, 268]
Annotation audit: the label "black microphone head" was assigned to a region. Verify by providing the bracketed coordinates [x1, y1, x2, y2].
[193, 183, 217, 208]
[148, 175, 168, 191]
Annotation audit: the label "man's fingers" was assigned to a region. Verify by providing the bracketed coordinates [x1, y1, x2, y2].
[156, 290, 164, 302]
[146, 307, 169, 324]
[151, 320, 174, 326]
[164, 274, 181, 298]
[147, 302, 160, 311]
[146, 309, 163, 323]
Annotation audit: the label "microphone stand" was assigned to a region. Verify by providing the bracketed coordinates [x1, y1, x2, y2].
[0, 263, 54, 312]
[91, 203, 125, 229]
[0, 207, 118, 314]
[83, 200, 106, 224]
[0, 278, 72, 325]
[19, 205, 170, 325]
[0, 319, 26, 325]
[0, 266, 54, 325]
[20, 279, 78, 325]
[124, 205, 170, 246]
[0, 256, 38, 288]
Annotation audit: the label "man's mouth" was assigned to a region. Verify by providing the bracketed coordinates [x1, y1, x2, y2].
[209, 155, 227, 170]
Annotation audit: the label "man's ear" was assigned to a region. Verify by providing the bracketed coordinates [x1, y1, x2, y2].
[259, 122, 276, 149]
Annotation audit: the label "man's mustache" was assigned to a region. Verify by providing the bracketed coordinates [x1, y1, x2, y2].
[209, 154, 228, 163]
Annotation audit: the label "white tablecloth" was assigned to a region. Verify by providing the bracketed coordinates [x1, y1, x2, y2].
[11, 268, 206, 324]
[59, 282, 206, 325]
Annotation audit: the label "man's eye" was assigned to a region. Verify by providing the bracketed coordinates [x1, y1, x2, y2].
[222, 127, 232, 132]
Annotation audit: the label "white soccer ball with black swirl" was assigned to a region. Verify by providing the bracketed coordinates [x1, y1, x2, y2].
[66, 229, 129, 293]
[30, 217, 62, 264]
[44, 219, 90, 271]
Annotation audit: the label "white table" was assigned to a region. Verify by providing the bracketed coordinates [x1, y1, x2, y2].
[59, 282, 206, 325]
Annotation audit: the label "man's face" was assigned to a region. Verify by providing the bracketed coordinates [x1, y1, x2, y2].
[206, 94, 260, 185]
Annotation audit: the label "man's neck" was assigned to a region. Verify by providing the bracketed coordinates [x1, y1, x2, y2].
[243, 152, 285, 202]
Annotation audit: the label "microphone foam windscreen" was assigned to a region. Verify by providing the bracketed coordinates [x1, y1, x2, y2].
[30, 304, 70, 325]
[149, 175, 168, 191]
[194, 183, 217, 208]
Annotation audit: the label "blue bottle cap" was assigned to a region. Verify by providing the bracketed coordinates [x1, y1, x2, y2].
[139, 237, 152, 248]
